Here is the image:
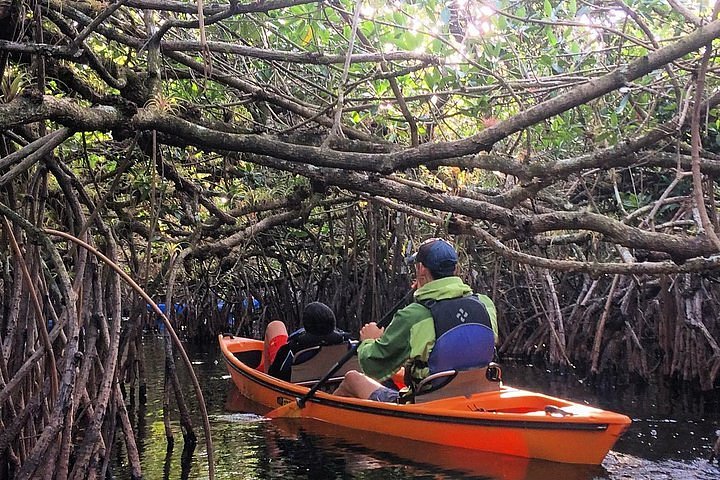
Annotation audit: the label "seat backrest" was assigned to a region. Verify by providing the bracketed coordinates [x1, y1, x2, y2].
[290, 342, 360, 384]
[292, 345, 321, 365]
[428, 323, 495, 374]
[408, 300, 496, 399]
[413, 366, 501, 403]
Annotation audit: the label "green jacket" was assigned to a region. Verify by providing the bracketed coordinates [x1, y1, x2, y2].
[357, 276, 498, 385]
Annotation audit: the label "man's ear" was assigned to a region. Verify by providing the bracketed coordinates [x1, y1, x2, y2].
[416, 263, 432, 284]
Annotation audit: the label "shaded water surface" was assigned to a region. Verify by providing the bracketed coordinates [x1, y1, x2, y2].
[113, 337, 720, 479]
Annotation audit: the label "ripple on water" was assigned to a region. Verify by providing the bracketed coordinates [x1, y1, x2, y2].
[604, 452, 720, 480]
[211, 412, 268, 423]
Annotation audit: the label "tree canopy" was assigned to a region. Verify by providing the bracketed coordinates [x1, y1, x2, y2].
[2, 0, 720, 275]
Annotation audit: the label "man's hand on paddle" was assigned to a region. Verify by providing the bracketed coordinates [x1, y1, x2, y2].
[360, 322, 384, 341]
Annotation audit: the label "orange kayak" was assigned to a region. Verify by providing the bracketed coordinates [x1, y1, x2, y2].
[219, 334, 631, 465]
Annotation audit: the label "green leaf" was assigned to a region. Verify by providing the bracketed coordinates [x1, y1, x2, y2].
[375, 82, 388, 96]
[567, 0, 577, 16]
[428, 38, 445, 54]
[398, 33, 423, 51]
[546, 27, 557, 46]
[496, 15, 507, 30]
[424, 69, 439, 89]
[544, 0, 553, 17]
[302, 26, 313, 45]
[616, 93, 630, 114]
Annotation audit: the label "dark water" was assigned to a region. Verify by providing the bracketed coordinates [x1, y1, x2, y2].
[113, 337, 720, 479]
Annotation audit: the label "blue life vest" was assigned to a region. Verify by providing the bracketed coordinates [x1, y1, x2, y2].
[421, 295, 495, 373]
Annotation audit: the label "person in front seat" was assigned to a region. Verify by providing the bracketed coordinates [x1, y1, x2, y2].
[333, 238, 497, 402]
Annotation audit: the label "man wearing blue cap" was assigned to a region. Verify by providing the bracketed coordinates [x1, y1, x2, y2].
[334, 238, 497, 402]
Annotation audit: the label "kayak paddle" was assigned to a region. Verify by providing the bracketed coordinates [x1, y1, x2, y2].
[266, 289, 414, 419]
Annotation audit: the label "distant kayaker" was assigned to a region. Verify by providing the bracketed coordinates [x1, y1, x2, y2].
[261, 301, 351, 380]
[334, 238, 498, 402]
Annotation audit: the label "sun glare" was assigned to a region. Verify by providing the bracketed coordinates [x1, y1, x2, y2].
[360, 4, 375, 18]
[383, 43, 397, 53]
[446, 52, 464, 66]
[467, 23, 481, 37]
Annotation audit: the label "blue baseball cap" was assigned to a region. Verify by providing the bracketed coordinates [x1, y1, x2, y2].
[407, 238, 458, 278]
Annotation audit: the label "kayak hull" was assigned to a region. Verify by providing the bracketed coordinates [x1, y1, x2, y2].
[219, 334, 631, 464]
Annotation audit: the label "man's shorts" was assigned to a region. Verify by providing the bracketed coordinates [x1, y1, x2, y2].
[267, 334, 289, 367]
[369, 385, 400, 403]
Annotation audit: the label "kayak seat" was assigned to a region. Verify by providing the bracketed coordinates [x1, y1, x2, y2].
[292, 345, 322, 365]
[428, 323, 496, 373]
[409, 323, 498, 403]
[411, 364, 503, 403]
[290, 341, 360, 385]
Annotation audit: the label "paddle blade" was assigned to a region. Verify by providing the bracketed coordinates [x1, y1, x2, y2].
[266, 399, 303, 419]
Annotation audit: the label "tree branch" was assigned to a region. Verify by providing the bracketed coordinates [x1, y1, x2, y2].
[159, 40, 438, 65]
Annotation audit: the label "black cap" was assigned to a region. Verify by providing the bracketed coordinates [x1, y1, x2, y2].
[302, 302, 336, 336]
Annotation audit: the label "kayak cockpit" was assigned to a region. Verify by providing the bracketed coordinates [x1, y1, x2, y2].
[227, 336, 357, 389]
[224, 334, 505, 402]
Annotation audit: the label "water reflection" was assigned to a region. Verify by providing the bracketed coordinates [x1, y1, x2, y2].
[224, 385, 608, 480]
[112, 338, 720, 479]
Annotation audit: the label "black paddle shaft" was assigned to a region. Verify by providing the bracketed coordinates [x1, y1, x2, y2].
[296, 289, 414, 407]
